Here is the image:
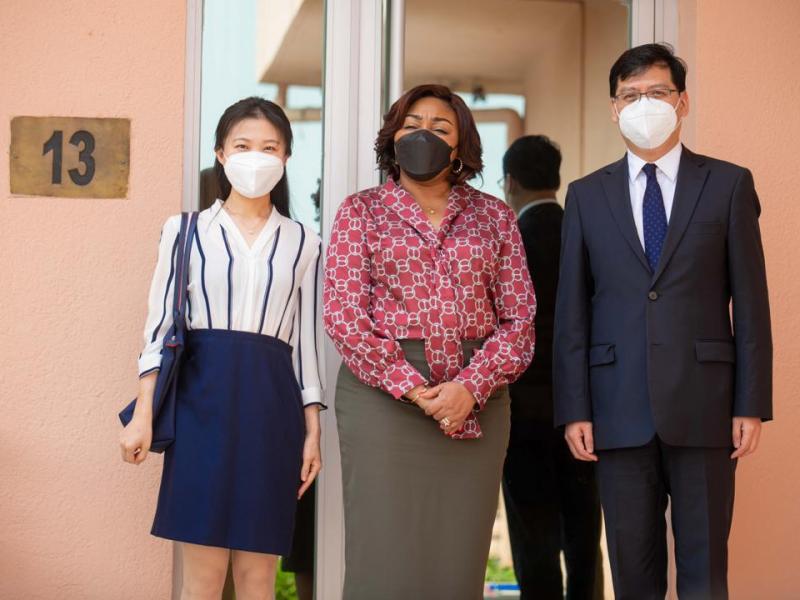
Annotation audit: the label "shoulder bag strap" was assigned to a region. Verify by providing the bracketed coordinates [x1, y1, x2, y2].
[171, 212, 199, 333]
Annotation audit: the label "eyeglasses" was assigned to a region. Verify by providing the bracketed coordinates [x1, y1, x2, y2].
[613, 88, 678, 106]
[496, 175, 507, 188]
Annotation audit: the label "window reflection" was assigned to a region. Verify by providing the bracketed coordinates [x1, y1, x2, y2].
[200, 0, 323, 233]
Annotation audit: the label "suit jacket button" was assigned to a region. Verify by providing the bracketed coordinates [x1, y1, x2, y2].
[648, 291, 659, 301]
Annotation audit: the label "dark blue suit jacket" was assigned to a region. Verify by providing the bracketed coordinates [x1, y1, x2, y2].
[553, 147, 772, 449]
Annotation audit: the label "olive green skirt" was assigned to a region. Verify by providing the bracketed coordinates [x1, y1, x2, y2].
[336, 340, 511, 600]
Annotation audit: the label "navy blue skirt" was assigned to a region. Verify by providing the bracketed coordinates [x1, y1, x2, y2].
[151, 329, 305, 555]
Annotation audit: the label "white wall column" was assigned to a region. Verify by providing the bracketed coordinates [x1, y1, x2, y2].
[629, 0, 679, 47]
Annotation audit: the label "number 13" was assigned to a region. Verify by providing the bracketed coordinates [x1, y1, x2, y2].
[42, 130, 96, 186]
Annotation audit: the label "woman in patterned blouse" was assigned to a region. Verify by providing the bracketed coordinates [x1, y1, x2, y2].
[323, 84, 536, 599]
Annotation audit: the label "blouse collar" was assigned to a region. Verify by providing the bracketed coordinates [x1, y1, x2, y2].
[211, 198, 283, 254]
[381, 178, 471, 242]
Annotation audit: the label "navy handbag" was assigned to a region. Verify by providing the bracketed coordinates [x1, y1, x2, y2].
[118, 211, 198, 453]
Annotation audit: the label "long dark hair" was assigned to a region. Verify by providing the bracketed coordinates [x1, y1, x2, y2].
[213, 97, 293, 217]
[375, 84, 483, 185]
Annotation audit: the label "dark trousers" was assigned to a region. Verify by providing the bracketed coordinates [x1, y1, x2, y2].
[503, 419, 603, 600]
[597, 436, 737, 600]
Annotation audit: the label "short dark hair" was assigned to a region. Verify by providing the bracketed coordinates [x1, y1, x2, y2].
[375, 84, 483, 185]
[502, 135, 561, 192]
[213, 97, 293, 217]
[609, 43, 687, 97]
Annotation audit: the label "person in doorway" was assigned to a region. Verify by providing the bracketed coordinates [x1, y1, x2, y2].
[281, 481, 315, 600]
[119, 97, 325, 599]
[323, 84, 536, 599]
[500, 135, 603, 600]
[554, 44, 772, 600]
[199, 166, 220, 211]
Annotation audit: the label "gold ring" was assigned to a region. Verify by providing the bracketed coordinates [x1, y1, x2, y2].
[411, 385, 429, 403]
[441, 417, 451, 427]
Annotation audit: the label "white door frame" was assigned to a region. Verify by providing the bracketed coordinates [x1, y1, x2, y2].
[316, 0, 387, 597]
[179, 1, 679, 599]
[174, 1, 204, 597]
[629, 0, 679, 47]
[182, 0, 203, 214]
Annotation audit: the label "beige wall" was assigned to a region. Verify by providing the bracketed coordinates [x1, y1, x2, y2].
[0, 1, 186, 598]
[523, 16, 582, 202]
[524, 0, 628, 202]
[685, 0, 800, 596]
[581, 0, 629, 175]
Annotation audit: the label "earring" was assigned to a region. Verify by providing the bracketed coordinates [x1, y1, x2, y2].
[452, 158, 464, 174]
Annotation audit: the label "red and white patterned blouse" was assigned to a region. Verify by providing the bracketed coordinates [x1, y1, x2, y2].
[323, 178, 536, 439]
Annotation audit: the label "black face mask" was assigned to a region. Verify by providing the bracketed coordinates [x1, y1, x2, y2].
[394, 129, 454, 181]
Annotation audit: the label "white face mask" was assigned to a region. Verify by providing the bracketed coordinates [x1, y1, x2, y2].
[617, 97, 681, 150]
[223, 151, 284, 198]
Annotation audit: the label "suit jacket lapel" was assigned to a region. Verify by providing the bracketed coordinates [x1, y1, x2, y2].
[601, 156, 651, 274]
[651, 148, 710, 284]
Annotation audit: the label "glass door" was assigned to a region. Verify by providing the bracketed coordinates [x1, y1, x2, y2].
[317, 1, 679, 596]
[398, 4, 630, 596]
[181, 1, 677, 597]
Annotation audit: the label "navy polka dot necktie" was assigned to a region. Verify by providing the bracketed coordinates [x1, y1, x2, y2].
[642, 163, 668, 271]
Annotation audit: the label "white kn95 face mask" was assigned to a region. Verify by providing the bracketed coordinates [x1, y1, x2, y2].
[223, 151, 284, 198]
[617, 97, 681, 150]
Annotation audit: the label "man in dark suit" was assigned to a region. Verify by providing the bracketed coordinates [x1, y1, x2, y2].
[501, 136, 603, 600]
[554, 44, 772, 600]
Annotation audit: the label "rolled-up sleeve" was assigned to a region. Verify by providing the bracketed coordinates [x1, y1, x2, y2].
[138, 215, 181, 377]
[291, 240, 327, 408]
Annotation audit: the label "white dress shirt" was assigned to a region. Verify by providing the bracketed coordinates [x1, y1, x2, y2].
[517, 197, 560, 220]
[627, 142, 683, 248]
[138, 201, 325, 406]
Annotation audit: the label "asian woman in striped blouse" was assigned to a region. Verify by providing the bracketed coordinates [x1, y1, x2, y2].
[119, 97, 324, 599]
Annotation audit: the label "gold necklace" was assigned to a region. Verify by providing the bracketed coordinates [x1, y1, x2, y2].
[224, 204, 271, 235]
[241, 221, 265, 235]
[419, 201, 445, 216]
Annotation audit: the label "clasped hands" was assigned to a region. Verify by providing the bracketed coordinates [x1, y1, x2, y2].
[406, 382, 476, 436]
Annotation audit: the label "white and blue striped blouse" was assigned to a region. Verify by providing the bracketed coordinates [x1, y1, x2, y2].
[139, 200, 325, 407]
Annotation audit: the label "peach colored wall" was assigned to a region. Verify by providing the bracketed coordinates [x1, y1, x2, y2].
[687, 0, 800, 596]
[0, 1, 186, 598]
